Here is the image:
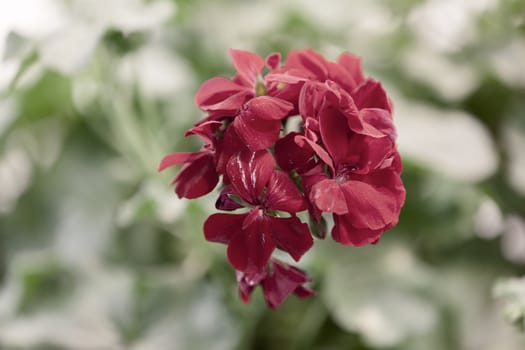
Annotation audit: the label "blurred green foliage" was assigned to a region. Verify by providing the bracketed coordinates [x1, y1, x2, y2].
[0, 0, 525, 349]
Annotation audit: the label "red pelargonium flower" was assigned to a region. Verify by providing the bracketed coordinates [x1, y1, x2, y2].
[237, 259, 314, 309]
[160, 47, 406, 308]
[158, 121, 221, 199]
[331, 153, 405, 246]
[297, 84, 405, 245]
[203, 149, 313, 273]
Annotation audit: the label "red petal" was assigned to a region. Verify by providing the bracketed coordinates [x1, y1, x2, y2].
[202, 90, 253, 113]
[360, 108, 397, 140]
[337, 52, 365, 86]
[326, 61, 359, 92]
[158, 152, 203, 172]
[352, 79, 392, 112]
[351, 161, 406, 211]
[274, 132, 315, 172]
[262, 260, 313, 309]
[309, 179, 348, 215]
[260, 275, 284, 309]
[184, 120, 222, 145]
[318, 104, 352, 166]
[294, 135, 334, 173]
[265, 52, 281, 70]
[215, 185, 244, 211]
[233, 112, 282, 151]
[226, 149, 275, 204]
[272, 260, 310, 284]
[318, 82, 387, 140]
[242, 206, 264, 230]
[265, 170, 307, 213]
[203, 213, 246, 244]
[265, 72, 308, 84]
[340, 180, 398, 230]
[244, 96, 294, 120]
[227, 215, 275, 273]
[195, 77, 250, 110]
[298, 81, 327, 121]
[303, 117, 320, 142]
[285, 49, 328, 81]
[265, 70, 306, 106]
[237, 270, 266, 303]
[174, 153, 218, 198]
[300, 165, 330, 220]
[294, 285, 316, 298]
[332, 214, 384, 246]
[215, 126, 247, 175]
[270, 216, 313, 261]
[300, 165, 329, 221]
[346, 135, 395, 174]
[229, 49, 265, 87]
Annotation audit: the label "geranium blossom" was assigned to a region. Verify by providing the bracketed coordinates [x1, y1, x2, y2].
[204, 149, 313, 273]
[160, 47, 405, 308]
[237, 259, 314, 309]
[294, 81, 405, 245]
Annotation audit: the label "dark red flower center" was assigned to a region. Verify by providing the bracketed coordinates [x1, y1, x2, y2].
[335, 164, 358, 183]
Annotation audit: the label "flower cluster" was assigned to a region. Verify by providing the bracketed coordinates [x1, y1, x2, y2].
[159, 48, 405, 308]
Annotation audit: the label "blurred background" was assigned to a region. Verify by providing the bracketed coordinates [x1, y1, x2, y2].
[0, 0, 524, 349]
